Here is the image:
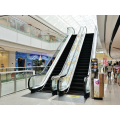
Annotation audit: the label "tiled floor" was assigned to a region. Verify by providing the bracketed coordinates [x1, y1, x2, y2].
[0, 73, 120, 105]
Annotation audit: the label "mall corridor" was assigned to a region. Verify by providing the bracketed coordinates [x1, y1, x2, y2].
[0, 73, 119, 105]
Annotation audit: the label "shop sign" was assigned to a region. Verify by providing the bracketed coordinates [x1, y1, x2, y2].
[103, 57, 107, 65]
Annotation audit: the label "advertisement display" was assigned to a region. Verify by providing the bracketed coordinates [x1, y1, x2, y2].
[15, 52, 54, 68]
[103, 57, 107, 65]
[94, 79, 100, 98]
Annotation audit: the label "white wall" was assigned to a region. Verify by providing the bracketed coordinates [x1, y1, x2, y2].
[9, 51, 15, 67]
[0, 25, 61, 51]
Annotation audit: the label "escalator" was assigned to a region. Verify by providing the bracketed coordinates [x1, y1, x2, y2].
[41, 35, 77, 94]
[57, 26, 96, 98]
[66, 33, 94, 96]
[28, 32, 77, 95]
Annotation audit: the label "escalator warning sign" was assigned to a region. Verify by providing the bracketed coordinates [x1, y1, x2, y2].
[67, 95, 79, 98]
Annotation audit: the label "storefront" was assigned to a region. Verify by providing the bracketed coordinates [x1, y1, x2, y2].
[0, 51, 9, 72]
[15, 52, 54, 69]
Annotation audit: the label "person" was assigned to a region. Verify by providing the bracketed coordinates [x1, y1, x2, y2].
[114, 62, 119, 83]
[113, 63, 116, 79]
[107, 63, 112, 78]
[117, 64, 120, 85]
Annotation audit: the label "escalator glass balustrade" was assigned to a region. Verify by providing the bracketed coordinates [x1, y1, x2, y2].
[28, 27, 76, 95]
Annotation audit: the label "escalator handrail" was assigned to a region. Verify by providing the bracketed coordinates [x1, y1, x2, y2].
[28, 35, 68, 90]
[67, 27, 75, 34]
[60, 27, 87, 92]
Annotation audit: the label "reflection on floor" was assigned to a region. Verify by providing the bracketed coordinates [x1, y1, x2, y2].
[0, 73, 120, 105]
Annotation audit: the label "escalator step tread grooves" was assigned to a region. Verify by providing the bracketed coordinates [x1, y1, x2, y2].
[66, 33, 94, 96]
[42, 35, 77, 92]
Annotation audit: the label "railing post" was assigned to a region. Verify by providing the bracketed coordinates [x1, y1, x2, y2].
[33, 71, 35, 88]
[25, 72, 27, 89]
[14, 73, 16, 93]
[0, 74, 1, 98]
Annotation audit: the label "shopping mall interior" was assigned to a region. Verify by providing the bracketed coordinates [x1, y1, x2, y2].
[0, 1, 120, 119]
[0, 14, 120, 104]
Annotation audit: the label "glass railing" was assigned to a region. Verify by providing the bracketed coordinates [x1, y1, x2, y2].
[0, 70, 35, 97]
[0, 66, 50, 75]
[28, 27, 75, 91]
[0, 16, 64, 43]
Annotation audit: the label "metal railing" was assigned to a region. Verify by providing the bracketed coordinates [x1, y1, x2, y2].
[0, 66, 50, 74]
[0, 16, 64, 43]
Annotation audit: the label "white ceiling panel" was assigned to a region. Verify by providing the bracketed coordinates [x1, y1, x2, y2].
[39, 15, 97, 34]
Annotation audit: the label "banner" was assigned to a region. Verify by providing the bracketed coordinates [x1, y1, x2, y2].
[103, 57, 107, 65]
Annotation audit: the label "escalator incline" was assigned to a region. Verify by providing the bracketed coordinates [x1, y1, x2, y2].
[66, 33, 94, 95]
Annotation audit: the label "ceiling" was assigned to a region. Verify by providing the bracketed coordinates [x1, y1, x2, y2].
[97, 15, 120, 59]
[38, 15, 97, 34]
[111, 26, 120, 59]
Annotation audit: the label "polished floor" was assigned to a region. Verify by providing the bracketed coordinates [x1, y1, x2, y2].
[0, 73, 120, 105]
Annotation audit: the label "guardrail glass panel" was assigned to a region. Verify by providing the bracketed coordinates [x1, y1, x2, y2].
[0, 70, 34, 97]
[36, 29, 42, 39]
[8, 17, 16, 30]
[30, 26, 36, 38]
[24, 24, 31, 35]
[0, 17, 7, 27]
[16, 20, 25, 33]
[16, 72, 26, 91]
[1, 72, 15, 96]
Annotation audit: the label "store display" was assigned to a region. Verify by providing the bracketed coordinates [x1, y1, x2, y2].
[91, 58, 104, 100]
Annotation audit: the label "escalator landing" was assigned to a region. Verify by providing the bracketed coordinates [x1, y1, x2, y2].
[53, 95, 86, 103]
[22, 92, 52, 99]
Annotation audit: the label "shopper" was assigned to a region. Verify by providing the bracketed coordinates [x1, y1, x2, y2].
[114, 62, 119, 83]
[113, 63, 116, 79]
[117, 61, 120, 85]
[107, 63, 112, 78]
